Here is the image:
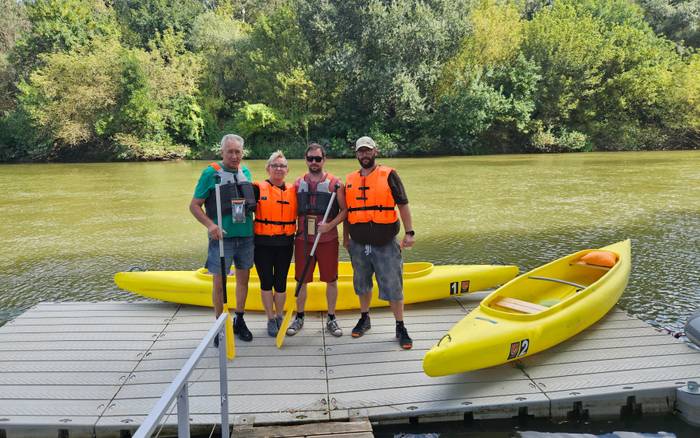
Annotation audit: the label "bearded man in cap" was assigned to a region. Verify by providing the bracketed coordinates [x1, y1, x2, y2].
[343, 136, 415, 349]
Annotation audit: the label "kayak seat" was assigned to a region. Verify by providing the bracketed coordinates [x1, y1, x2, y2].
[492, 297, 547, 314]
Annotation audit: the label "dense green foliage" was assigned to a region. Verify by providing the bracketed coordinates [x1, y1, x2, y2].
[1, 0, 699, 161]
[638, 0, 700, 48]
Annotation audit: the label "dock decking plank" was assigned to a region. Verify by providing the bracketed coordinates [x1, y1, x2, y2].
[0, 300, 698, 438]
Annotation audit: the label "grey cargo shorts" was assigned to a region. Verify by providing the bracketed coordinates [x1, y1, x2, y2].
[347, 239, 403, 301]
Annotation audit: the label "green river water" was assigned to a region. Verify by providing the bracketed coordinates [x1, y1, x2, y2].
[0, 150, 699, 331]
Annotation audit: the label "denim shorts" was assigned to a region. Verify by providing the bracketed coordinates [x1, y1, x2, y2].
[205, 236, 254, 274]
[347, 239, 403, 301]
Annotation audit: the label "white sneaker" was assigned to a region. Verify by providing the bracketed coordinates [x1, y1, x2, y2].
[286, 316, 304, 336]
[326, 317, 342, 337]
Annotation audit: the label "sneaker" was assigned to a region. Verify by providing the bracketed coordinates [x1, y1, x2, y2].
[286, 316, 304, 336]
[396, 324, 413, 350]
[233, 316, 253, 342]
[213, 334, 220, 349]
[276, 315, 283, 328]
[351, 315, 371, 338]
[326, 317, 343, 337]
[267, 318, 279, 336]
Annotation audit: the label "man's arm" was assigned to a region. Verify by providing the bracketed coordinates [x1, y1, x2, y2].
[397, 203, 415, 249]
[189, 198, 224, 240]
[342, 218, 351, 249]
[388, 171, 414, 249]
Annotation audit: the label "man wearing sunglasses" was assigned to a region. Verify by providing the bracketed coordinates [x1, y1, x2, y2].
[287, 143, 347, 337]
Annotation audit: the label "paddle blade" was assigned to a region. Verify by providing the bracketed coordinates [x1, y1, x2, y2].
[276, 304, 295, 349]
[225, 309, 235, 361]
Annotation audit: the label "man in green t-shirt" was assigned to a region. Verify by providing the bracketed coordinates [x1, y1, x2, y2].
[189, 134, 256, 341]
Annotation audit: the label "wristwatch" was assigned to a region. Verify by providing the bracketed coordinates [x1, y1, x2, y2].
[405, 230, 415, 236]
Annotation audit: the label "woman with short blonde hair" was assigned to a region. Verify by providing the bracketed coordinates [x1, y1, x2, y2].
[254, 150, 297, 336]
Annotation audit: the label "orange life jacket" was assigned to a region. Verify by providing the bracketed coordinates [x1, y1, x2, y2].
[254, 181, 297, 236]
[345, 165, 398, 224]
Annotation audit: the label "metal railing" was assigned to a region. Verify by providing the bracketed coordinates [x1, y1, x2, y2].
[134, 313, 230, 438]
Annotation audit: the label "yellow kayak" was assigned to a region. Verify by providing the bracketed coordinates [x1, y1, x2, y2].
[423, 240, 631, 377]
[114, 262, 518, 311]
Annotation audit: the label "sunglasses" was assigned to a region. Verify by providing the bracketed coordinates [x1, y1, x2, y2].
[306, 156, 323, 163]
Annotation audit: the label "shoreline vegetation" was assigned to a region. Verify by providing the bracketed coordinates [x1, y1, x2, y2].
[1, 0, 699, 162]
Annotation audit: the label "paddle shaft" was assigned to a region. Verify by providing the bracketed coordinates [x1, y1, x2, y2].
[215, 183, 235, 360]
[276, 192, 336, 348]
[295, 191, 337, 297]
[214, 184, 228, 303]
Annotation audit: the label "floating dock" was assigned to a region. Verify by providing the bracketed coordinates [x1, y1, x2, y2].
[0, 296, 698, 437]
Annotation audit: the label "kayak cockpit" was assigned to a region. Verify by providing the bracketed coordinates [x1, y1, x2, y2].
[483, 249, 620, 316]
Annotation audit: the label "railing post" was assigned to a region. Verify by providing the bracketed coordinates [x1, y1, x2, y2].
[177, 384, 190, 438]
[133, 314, 229, 438]
[219, 331, 230, 438]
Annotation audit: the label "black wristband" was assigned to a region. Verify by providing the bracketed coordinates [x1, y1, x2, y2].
[405, 230, 415, 236]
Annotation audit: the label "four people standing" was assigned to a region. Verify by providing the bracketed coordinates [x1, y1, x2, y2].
[192, 134, 415, 349]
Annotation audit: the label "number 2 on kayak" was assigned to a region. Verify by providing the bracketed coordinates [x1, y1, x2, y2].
[507, 339, 529, 360]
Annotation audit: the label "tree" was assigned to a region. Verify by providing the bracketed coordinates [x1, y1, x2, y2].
[1, 0, 29, 53]
[17, 40, 123, 158]
[12, 0, 120, 73]
[1, 0, 29, 113]
[520, 0, 695, 150]
[16, 29, 204, 160]
[113, 0, 206, 48]
[234, 3, 323, 144]
[433, 1, 538, 153]
[637, 0, 700, 48]
[187, 11, 249, 152]
[296, 0, 474, 151]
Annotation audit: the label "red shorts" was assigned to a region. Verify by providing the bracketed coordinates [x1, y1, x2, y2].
[294, 239, 339, 283]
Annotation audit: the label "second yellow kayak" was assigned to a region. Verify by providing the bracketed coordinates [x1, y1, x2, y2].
[423, 240, 631, 376]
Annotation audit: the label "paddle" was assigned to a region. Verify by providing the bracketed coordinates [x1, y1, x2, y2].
[276, 191, 337, 348]
[215, 183, 235, 360]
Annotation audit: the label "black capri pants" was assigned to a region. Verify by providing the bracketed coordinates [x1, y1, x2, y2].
[254, 243, 294, 292]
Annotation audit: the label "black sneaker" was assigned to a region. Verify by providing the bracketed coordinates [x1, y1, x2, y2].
[351, 315, 371, 338]
[396, 324, 413, 350]
[213, 334, 220, 349]
[233, 316, 253, 342]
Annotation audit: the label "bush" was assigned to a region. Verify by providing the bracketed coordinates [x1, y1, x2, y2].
[530, 126, 590, 152]
[530, 126, 558, 152]
[557, 129, 591, 151]
[113, 133, 189, 160]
